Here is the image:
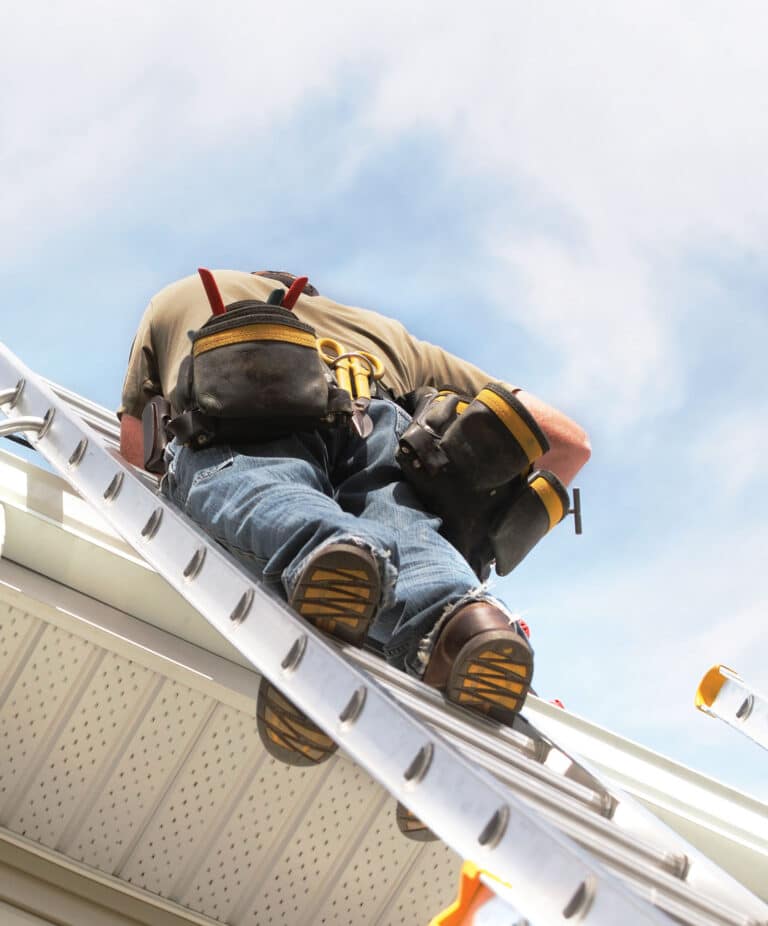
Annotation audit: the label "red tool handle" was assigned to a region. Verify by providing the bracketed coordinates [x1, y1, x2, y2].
[281, 276, 309, 310]
[198, 268, 226, 316]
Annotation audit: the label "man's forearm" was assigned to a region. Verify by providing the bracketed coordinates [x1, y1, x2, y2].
[119, 413, 145, 469]
[515, 391, 591, 485]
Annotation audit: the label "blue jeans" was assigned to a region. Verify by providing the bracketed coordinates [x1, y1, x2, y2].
[162, 398, 505, 674]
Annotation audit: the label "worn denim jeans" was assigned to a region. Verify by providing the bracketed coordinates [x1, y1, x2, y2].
[162, 398, 509, 674]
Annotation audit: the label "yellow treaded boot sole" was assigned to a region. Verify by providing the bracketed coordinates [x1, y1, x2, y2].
[395, 801, 438, 843]
[257, 681, 338, 767]
[289, 544, 380, 645]
[257, 543, 382, 766]
[445, 629, 533, 726]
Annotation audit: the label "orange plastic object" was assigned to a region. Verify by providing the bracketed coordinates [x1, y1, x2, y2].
[430, 862, 494, 925]
[695, 664, 732, 712]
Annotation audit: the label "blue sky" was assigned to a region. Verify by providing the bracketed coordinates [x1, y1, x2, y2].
[2, 2, 767, 798]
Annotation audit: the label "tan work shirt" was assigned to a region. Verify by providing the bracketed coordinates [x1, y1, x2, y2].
[120, 270, 500, 419]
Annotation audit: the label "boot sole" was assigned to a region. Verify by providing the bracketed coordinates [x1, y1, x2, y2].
[395, 801, 438, 842]
[445, 628, 533, 725]
[289, 543, 381, 645]
[257, 681, 339, 767]
[258, 544, 381, 766]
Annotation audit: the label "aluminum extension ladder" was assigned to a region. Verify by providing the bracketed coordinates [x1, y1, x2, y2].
[696, 666, 768, 753]
[0, 342, 766, 926]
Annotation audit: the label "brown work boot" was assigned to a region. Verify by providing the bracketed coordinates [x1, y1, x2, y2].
[257, 542, 381, 767]
[423, 600, 534, 726]
[395, 801, 438, 842]
[396, 602, 533, 843]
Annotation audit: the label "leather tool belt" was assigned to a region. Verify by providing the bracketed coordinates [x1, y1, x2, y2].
[167, 299, 354, 450]
[396, 384, 570, 579]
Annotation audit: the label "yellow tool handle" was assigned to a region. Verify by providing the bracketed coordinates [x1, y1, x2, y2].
[349, 351, 385, 400]
[350, 357, 372, 400]
[317, 338, 352, 395]
[334, 357, 353, 395]
[317, 340, 384, 400]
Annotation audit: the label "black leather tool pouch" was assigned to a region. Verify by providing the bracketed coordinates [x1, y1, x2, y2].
[189, 301, 330, 419]
[490, 470, 570, 575]
[168, 300, 353, 448]
[396, 384, 567, 578]
[439, 383, 548, 489]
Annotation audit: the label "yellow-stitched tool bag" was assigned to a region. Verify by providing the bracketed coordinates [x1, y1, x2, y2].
[396, 384, 569, 579]
[168, 300, 354, 449]
[179, 301, 330, 419]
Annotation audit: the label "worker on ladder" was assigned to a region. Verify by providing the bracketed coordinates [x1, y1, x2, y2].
[118, 269, 590, 839]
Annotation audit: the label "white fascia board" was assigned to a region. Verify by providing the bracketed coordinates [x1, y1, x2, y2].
[0, 448, 137, 560]
[0, 447, 250, 667]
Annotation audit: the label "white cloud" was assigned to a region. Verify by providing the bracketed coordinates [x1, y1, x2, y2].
[5, 3, 768, 257]
[489, 237, 683, 425]
[535, 516, 768, 745]
[364, 3, 768, 249]
[1, 0, 385, 253]
[690, 408, 768, 495]
[357, 3, 768, 423]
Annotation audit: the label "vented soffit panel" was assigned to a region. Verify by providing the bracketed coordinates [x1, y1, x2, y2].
[0, 562, 461, 926]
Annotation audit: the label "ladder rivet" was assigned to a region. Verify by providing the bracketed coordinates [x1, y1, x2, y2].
[339, 686, 366, 729]
[36, 407, 55, 440]
[562, 876, 596, 920]
[140, 508, 163, 540]
[403, 743, 434, 785]
[229, 588, 254, 624]
[3, 378, 26, 409]
[600, 794, 618, 819]
[478, 804, 509, 848]
[103, 471, 124, 502]
[68, 438, 88, 468]
[281, 635, 307, 673]
[736, 695, 754, 721]
[669, 852, 690, 880]
[183, 547, 206, 580]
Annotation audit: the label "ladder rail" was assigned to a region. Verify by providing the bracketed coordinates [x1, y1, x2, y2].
[2, 350, 767, 926]
[696, 666, 768, 752]
[0, 344, 682, 925]
[447, 740, 762, 926]
[351, 646, 768, 915]
[45, 378, 121, 447]
[443, 735, 689, 879]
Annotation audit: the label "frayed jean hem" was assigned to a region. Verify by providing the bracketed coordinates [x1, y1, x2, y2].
[282, 533, 398, 615]
[406, 589, 521, 679]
